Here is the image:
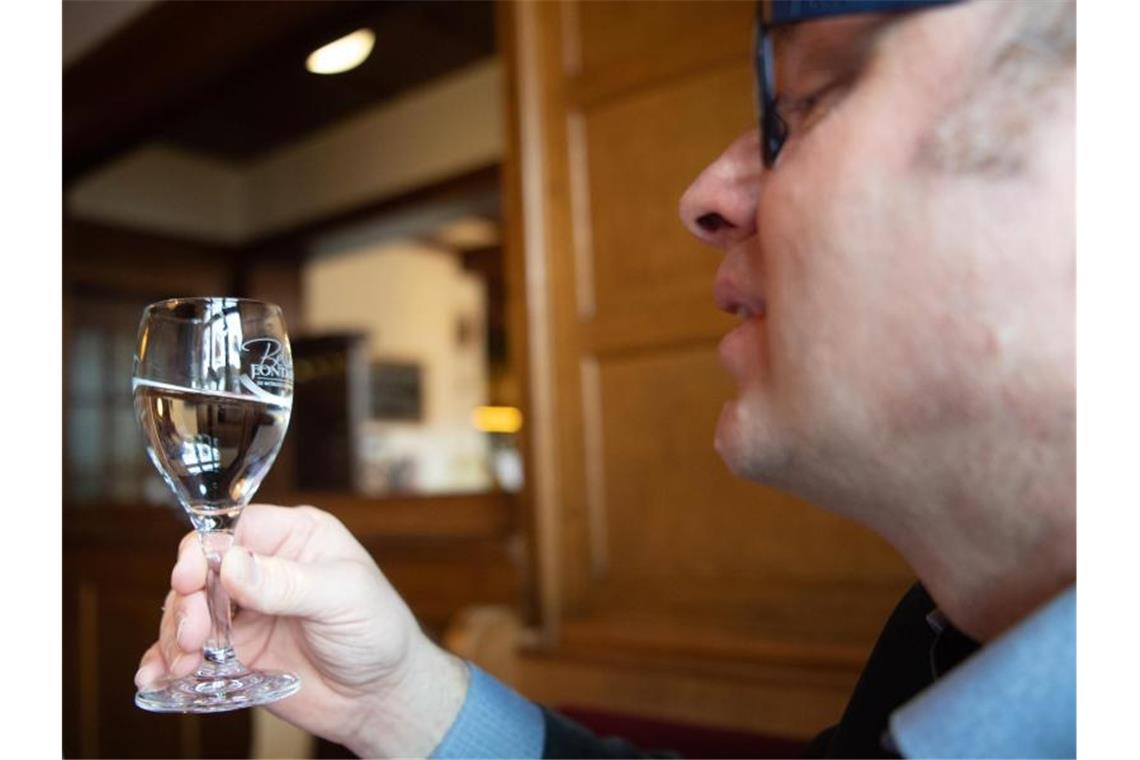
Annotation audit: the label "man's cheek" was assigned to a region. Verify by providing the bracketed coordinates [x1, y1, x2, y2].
[870, 305, 1001, 438]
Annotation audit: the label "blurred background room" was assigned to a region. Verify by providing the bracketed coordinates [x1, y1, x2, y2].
[62, 2, 915, 757]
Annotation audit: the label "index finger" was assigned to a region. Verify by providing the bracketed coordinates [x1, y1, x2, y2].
[171, 531, 207, 595]
[171, 504, 309, 594]
[232, 503, 331, 559]
[173, 504, 339, 590]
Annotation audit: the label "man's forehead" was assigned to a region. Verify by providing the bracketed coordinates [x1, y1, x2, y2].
[771, 14, 893, 76]
[761, 0, 964, 63]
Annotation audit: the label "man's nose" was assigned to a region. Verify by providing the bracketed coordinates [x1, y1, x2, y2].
[678, 130, 762, 250]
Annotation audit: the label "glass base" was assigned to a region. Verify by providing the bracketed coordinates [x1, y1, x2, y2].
[135, 654, 301, 713]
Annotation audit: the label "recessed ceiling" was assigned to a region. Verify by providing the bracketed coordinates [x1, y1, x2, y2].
[159, 1, 495, 163]
[64, 0, 496, 175]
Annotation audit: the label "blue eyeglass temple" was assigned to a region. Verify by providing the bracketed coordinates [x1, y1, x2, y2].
[763, 0, 964, 27]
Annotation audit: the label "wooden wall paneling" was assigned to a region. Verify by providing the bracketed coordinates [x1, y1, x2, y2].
[301, 491, 516, 541]
[509, 0, 616, 632]
[495, 0, 542, 628]
[565, 1, 755, 108]
[64, 549, 252, 757]
[258, 492, 524, 641]
[369, 537, 523, 638]
[565, 103, 607, 582]
[566, 112, 597, 321]
[449, 605, 864, 740]
[581, 65, 755, 324]
[533, 0, 592, 625]
[511, 0, 588, 635]
[541, 6, 596, 623]
[550, 2, 768, 627]
[513, 647, 857, 740]
[239, 260, 304, 501]
[596, 347, 910, 593]
[504, 1, 917, 737]
[62, 218, 236, 297]
[510, 0, 559, 641]
[95, 580, 189, 758]
[569, 1, 752, 78]
[61, 218, 236, 509]
[62, 220, 243, 756]
[579, 356, 609, 581]
[523, 0, 721, 624]
[64, 492, 522, 756]
[241, 261, 303, 331]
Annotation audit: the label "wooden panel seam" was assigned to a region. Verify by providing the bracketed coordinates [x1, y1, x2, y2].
[579, 356, 608, 581]
[567, 111, 597, 321]
[559, 0, 582, 79]
[514, 0, 565, 645]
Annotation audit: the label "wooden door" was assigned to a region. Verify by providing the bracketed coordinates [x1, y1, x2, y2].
[505, 0, 915, 737]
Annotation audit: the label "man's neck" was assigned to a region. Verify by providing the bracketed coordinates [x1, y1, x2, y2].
[779, 404, 1076, 642]
[896, 496, 1075, 642]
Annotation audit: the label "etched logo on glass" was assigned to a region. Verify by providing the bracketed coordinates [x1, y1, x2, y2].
[241, 338, 293, 395]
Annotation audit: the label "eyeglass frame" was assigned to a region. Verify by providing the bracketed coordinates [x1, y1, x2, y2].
[754, 0, 965, 168]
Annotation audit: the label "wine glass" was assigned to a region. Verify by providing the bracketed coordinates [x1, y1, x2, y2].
[131, 297, 301, 713]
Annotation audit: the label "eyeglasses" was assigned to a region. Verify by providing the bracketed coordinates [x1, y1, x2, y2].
[755, 0, 965, 168]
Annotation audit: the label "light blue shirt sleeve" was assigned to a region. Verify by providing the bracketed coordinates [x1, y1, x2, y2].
[430, 662, 546, 759]
[889, 585, 1076, 759]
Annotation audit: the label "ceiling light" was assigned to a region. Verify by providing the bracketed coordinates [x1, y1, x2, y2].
[306, 29, 375, 75]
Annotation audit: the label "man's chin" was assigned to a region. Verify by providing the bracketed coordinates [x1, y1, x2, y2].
[714, 398, 759, 479]
[714, 395, 795, 486]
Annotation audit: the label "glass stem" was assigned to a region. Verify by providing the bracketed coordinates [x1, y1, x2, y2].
[199, 528, 239, 671]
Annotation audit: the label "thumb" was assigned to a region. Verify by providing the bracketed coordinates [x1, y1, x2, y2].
[221, 547, 330, 619]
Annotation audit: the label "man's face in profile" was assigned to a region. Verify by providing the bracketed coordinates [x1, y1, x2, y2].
[680, 1, 1075, 527]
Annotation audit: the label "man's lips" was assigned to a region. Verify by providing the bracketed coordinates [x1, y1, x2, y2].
[713, 250, 767, 380]
[718, 313, 767, 381]
[713, 272, 766, 321]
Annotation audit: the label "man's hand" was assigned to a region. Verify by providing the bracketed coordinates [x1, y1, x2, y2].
[135, 504, 470, 758]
